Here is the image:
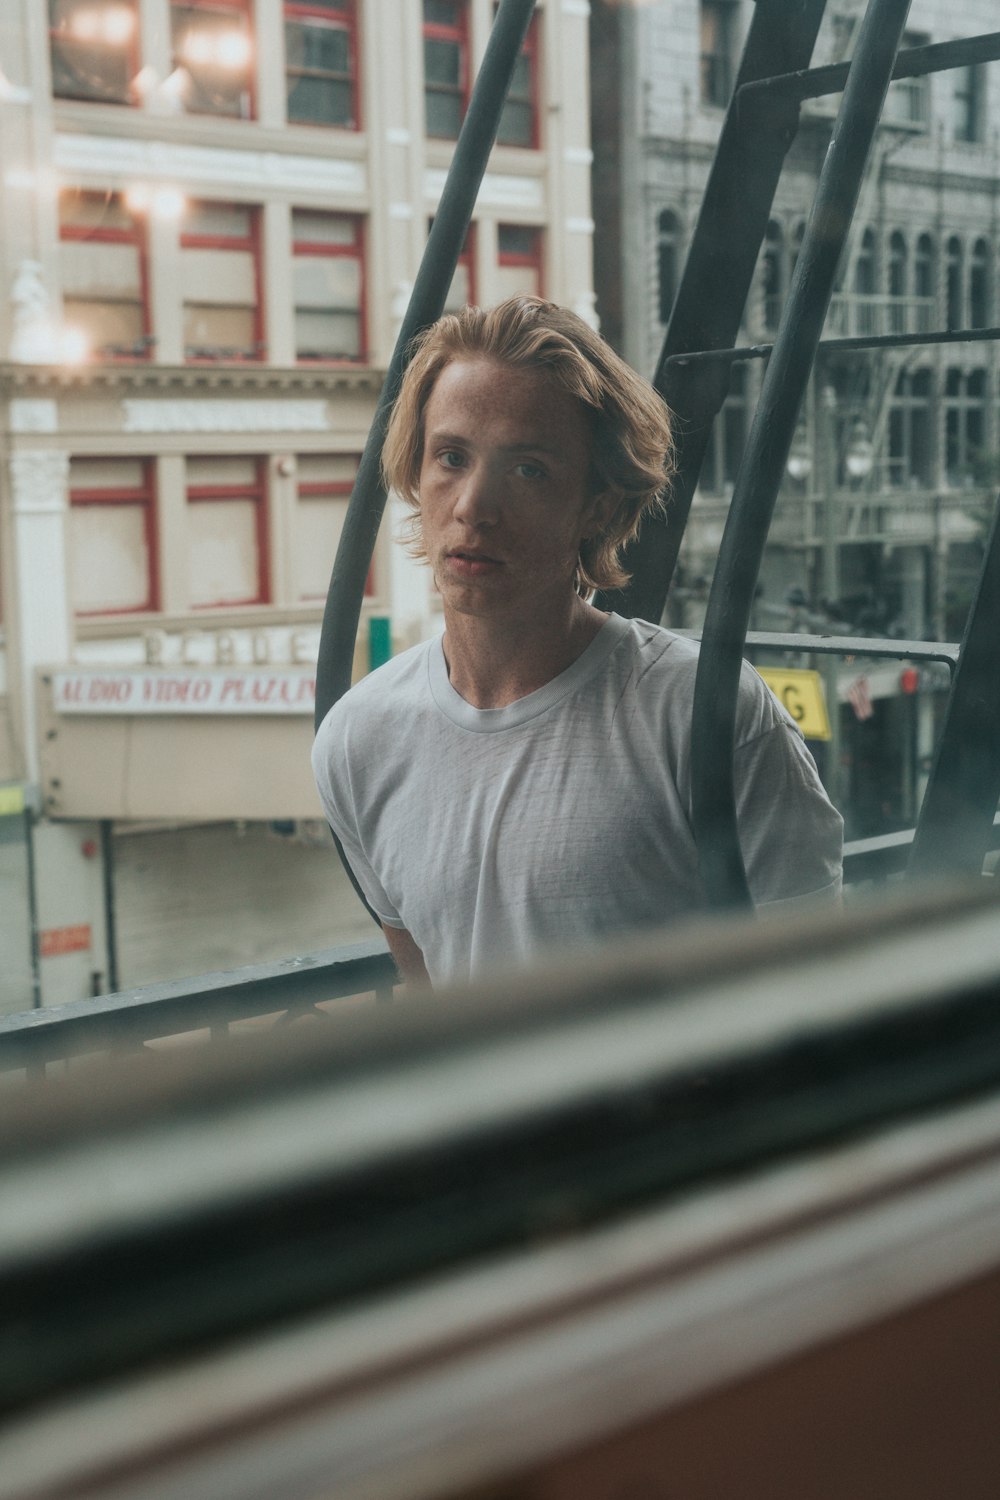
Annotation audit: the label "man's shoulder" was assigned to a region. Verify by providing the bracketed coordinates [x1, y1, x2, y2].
[604, 616, 700, 692]
[605, 617, 788, 742]
[314, 636, 436, 744]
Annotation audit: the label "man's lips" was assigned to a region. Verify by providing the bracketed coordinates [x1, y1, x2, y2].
[445, 549, 503, 574]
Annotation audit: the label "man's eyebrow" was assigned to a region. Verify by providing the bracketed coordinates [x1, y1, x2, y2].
[425, 429, 559, 455]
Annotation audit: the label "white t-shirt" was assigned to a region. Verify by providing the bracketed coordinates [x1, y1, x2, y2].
[312, 614, 843, 985]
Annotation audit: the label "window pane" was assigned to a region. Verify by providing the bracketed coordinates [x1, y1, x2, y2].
[425, 37, 460, 86]
[71, 504, 150, 613]
[61, 191, 135, 233]
[61, 240, 141, 299]
[298, 453, 358, 485]
[183, 303, 256, 355]
[297, 495, 348, 599]
[181, 247, 255, 302]
[295, 18, 347, 70]
[65, 297, 144, 354]
[50, 0, 136, 104]
[426, 89, 463, 137]
[295, 309, 360, 359]
[185, 201, 253, 239]
[287, 73, 353, 124]
[71, 457, 147, 489]
[294, 254, 359, 307]
[496, 263, 539, 301]
[172, 2, 253, 118]
[188, 499, 259, 606]
[424, 1, 460, 26]
[187, 455, 259, 487]
[496, 99, 533, 147]
[292, 211, 356, 246]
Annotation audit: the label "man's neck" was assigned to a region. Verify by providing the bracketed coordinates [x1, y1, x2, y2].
[441, 598, 609, 709]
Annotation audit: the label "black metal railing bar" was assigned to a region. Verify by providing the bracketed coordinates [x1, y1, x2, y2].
[740, 31, 1000, 105]
[595, 0, 828, 625]
[665, 323, 1000, 370]
[689, 0, 915, 911]
[911, 497, 1000, 879]
[0, 938, 396, 1077]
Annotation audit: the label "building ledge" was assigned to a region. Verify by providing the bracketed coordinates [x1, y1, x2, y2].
[0, 363, 385, 398]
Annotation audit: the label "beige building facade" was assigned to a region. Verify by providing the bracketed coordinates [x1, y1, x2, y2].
[0, 0, 596, 1008]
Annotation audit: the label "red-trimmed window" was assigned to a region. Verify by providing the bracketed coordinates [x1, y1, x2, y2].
[292, 211, 365, 362]
[430, 220, 476, 311]
[423, 0, 468, 140]
[59, 189, 151, 360]
[496, 224, 543, 299]
[49, 0, 141, 105]
[186, 456, 268, 607]
[295, 453, 370, 601]
[170, 0, 254, 119]
[69, 457, 158, 616]
[285, 1, 357, 127]
[495, 9, 538, 148]
[181, 201, 264, 361]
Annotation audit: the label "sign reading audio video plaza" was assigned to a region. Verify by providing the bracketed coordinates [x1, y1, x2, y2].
[52, 669, 316, 716]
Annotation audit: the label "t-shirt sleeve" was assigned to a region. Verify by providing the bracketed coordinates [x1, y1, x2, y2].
[734, 672, 844, 911]
[311, 710, 405, 928]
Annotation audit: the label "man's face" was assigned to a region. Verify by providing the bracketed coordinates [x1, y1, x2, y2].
[417, 357, 605, 623]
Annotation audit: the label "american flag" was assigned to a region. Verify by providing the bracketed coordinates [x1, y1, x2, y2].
[847, 675, 874, 722]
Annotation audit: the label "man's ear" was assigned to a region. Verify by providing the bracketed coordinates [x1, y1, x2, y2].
[582, 488, 620, 539]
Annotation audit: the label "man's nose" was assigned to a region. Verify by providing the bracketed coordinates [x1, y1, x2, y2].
[452, 462, 500, 525]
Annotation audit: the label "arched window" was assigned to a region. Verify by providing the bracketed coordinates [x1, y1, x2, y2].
[701, 362, 747, 495]
[969, 239, 990, 328]
[889, 367, 933, 487]
[946, 236, 964, 330]
[853, 227, 876, 335]
[944, 367, 986, 484]
[888, 231, 907, 332]
[913, 233, 935, 333]
[762, 219, 784, 331]
[657, 209, 680, 326]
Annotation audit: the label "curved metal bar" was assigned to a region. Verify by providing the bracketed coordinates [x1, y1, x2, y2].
[594, 0, 827, 623]
[689, 0, 916, 911]
[909, 497, 1000, 880]
[313, 0, 537, 732]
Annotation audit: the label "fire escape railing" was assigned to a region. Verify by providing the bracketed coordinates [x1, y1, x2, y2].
[594, 2, 1000, 909]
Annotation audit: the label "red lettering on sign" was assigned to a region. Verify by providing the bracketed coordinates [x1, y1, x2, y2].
[39, 924, 92, 958]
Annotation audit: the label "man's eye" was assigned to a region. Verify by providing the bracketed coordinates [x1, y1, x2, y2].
[514, 462, 545, 480]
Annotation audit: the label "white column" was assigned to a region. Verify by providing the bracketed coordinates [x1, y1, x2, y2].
[9, 448, 71, 782]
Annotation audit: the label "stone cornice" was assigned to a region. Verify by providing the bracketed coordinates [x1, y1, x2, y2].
[0, 362, 385, 398]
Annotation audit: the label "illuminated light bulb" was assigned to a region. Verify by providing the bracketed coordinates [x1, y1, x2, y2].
[60, 326, 90, 365]
[152, 186, 186, 220]
[124, 183, 151, 214]
[69, 8, 102, 42]
[102, 6, 136, 45]
[215, 29, 251, 69]
[182, 31, 214, 67]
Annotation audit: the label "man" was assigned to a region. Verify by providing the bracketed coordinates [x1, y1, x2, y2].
[313, 297, 843, 987]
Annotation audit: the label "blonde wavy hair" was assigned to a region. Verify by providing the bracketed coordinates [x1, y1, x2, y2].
[381, 296, 674, 595]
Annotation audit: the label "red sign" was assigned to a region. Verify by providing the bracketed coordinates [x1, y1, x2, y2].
[39, 924, 92, 958]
